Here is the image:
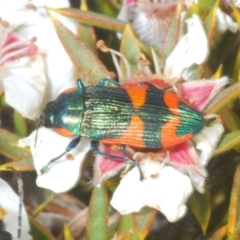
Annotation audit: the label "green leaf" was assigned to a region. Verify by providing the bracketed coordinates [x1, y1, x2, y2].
[31, 194, 54, 217]
[48, 10, 110, 85]
[0, 157, 34, 171]
[215, 130, 240, 155]
[30, 217, 55, 240]
[132, 207, 157, 239]
[63, 223, 74, 240]
[189, 191, 211, 235]
[13, 110, 27, 137]
[48, 8, 125, 32]
[227, 162, 240, 239]
[117, 214, 139, 240]
[163, 0, 183, 60]
[0, 129, 30, 160]
[204, 81, 240, 114]
[120, 25, 143, 80]
[115, 230, 133, 240]
[204, 0, 219, 45]
[197, 0, 216, 12]
[78, 24, 98, 55]
[220, 107, 240, 132]
[86, 183, 108, 240]
[87, 0, 120, 17]
[208, 225, 227, 240]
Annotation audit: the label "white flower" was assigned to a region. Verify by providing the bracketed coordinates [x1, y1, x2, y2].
[164, 14, 209, 82]
[19, 128, 90, 193]
[165, 121, 224, 193]
[216, 8, 238, 35]
[111, 160, 194, 222]
[0, 178, 31, 240]
[0, 0, 76, 120]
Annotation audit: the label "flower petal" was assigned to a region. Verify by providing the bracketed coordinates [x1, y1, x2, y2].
[111, 160, 193, 222]
[182, 77, 229, 112]
[216, 8, 238, 34]
[0, 178, 31, 240]
[19, 128, 90, 193]
[2, 56, 47, 120]
[193, 121, 224, 167]
[164, 14, 208, 81]
[15, 0, 77, 101]
[93, 143, 127, 186]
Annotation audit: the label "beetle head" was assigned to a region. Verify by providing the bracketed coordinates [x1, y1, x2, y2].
[39, 101, 55, 128]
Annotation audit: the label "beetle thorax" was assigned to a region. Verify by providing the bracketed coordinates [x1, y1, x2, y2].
[40, 89, 85, 137]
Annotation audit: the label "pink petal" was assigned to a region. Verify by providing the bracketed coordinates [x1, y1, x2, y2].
[182, 77, 229, 112]
[1, 33, 39, 65]
[93, 144, 129, 185]
[126, 0, 137, 4]
[168, 141, 199, 165]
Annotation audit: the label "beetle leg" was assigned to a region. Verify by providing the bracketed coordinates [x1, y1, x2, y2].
[91, 140, 135, 166]
[120, 145, 144, 181]
[91, 140, 127, 161]
[91, 141, 144, 180]
[40, 136, 81, 175]
[98, 78, 121, 87]
[77, 79, 85, 89]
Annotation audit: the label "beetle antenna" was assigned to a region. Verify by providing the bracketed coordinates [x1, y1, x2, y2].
[34, 123, 41, 148]
[40, 136, 81, 175]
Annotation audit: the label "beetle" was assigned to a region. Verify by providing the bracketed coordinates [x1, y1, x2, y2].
[37, 79, 204, 174]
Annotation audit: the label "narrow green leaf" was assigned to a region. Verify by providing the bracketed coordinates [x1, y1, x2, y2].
[86, 184, 108, 240]
[231, 37, 240, 83]
[197, 0, 216, 12]
[209, 225, 227, 240]
[48, 8, 125, 32]
[220, 107, 240, 132]
[115, 230, 133, 240]
[117, 214, 139, 240]
[48, 11, 110, 85]
[31, 194, 54, 217]
[0, 157, 34, 171]
[227, 162, 240, 239]
[13, 110, 27, 137]
[189, 191, 211, 235]
[30, 217, 55, 240]
[215, 130, 240, 155]
[87, 0, 120, 17]
[204, 81, 240, 114]
[204, 0, 219, 44]
[78, 24, 98, 55]
[132, 207, 157, 239]
[120, 25, 143, 80]
[63, 223, 74, 240]
[163, 0, 183, 60]
[0, 129, 30, 160]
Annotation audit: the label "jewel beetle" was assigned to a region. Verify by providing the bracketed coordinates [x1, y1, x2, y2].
[37, 79, 204, 174]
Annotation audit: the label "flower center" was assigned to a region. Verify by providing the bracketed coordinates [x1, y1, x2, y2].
[0, 19, 38, 66]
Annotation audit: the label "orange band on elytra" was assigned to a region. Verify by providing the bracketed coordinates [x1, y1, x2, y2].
[161, 118, 193, 148]
[101, 115, 145, 148]
[163, 92, 180, 115]
[124, 84, 148, 109]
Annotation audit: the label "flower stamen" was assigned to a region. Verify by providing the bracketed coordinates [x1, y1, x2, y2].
[97, 40, 131, 79]
[25, 3, 37, 11]
[151, 47, 161, 77]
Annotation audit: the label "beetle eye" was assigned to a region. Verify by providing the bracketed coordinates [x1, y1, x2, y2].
[43, 119, 53, 128]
